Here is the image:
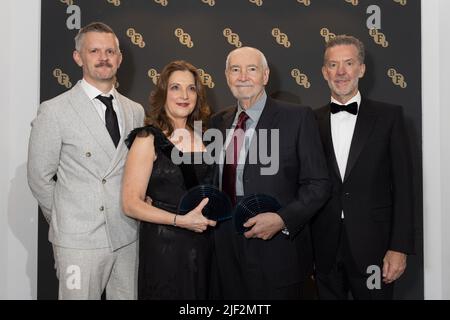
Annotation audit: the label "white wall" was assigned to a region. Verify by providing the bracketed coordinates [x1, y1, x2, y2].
[422, 0, 450, 300]
[440, 0, 450, 298]
[0, 0, 41, 299]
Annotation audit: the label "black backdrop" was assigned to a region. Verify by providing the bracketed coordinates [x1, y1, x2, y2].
[39, 0, 423, 299]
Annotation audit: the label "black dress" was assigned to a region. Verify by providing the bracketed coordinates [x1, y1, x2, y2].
[126, 125, 215, 300]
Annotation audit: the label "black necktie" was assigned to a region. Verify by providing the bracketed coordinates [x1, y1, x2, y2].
[222, 111, 249, 206]
[330, 102, 358, 115]
[96, 95, 120, 147]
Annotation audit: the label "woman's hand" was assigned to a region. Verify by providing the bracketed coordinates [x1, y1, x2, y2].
[177, 198, 217, 232]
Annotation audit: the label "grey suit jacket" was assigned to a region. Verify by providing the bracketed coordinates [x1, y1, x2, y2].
[28, 82, 145, 251]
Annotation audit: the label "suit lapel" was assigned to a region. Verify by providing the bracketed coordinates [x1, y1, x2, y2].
[219, 107, 237, 138]
[318, 106, 341, 181]
[212, 107, 236, 187]
[344, 99, 377, 182]
[253, 98, 279, 133]
[244, 98, 280, 174]
[69, 83, 116, 160]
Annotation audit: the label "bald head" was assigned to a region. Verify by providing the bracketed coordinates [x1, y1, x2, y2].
[224, 46, 270, 109]
[225, 47, 269, 71]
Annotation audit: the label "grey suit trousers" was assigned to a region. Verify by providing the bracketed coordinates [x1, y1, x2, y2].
[53, 241, 138, 300]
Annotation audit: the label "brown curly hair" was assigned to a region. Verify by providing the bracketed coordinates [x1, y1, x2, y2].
[145, 60, 211, 136]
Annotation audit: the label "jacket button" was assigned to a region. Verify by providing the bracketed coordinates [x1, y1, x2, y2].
[99, 206, 104, 212]
[86, 152, 92, 157]
[102, 179, 107, 184]
[344, 192, 350, 196]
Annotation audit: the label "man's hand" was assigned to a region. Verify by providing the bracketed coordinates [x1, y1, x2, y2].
[382, 250, 407, 284]
[243, 212, 285, 240]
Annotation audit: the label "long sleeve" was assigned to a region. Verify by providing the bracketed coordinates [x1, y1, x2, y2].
[278, 107, 330, 236]
[389, 105, 415, 254]
[27, 102, 62, 222]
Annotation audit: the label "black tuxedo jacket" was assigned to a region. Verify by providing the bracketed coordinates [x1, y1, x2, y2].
[312, 98, 415, 274]
[210, 97, 330, 292]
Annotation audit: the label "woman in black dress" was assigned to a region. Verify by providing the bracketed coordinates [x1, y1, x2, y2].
[122, 60, 216, 299]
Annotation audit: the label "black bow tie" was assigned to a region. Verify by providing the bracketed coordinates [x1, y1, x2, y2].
[330, 102, 358, 115]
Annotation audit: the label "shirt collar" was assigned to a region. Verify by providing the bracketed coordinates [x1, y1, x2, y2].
[80, 79, 116, 101]
[330, 91, 361, 108]
[237, 90, 267, 122]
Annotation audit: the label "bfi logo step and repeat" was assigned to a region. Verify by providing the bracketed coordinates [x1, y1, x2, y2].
[55, 0, 410, 93]
[40, 0, 421, 299]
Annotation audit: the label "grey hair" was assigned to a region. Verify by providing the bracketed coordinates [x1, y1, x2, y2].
[225, 46, 269, 71]
[324, 35, 365, 64]
[74, 22, 120, 52]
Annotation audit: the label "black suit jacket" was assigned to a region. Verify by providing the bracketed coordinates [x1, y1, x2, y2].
[210, 97, 330, 292]
[312, 98, 415, 274]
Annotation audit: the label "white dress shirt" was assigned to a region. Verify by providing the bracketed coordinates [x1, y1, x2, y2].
[330, 91, 361, 218]
[80, 79, 123, 135]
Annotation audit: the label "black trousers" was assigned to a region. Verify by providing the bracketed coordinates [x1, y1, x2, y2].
[315, 221, 394, 300]
[212, 217, 302, 300]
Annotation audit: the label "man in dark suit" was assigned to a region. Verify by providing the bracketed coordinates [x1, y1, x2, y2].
[311, 35, 414, 299]
[210, 46, 330, 299]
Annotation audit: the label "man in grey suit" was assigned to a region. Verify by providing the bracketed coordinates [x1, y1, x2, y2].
[27, 22, 145, 299]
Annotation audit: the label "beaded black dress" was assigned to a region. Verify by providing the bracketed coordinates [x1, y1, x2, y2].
[126, 125, 214, 300]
